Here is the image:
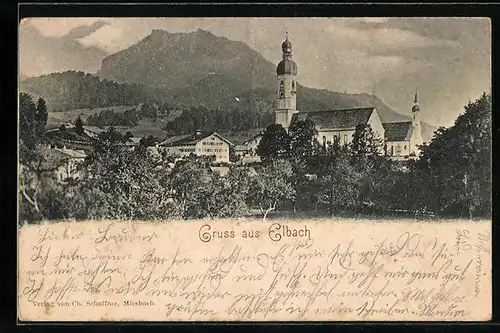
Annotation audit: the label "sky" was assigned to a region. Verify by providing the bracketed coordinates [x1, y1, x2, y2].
[19, 17, 491, 127]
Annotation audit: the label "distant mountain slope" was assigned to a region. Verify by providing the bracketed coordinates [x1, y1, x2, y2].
[19, 71, 166, 112]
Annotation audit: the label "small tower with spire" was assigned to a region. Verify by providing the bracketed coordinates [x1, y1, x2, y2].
[410, 89, 424, 155]
[275, 32, 298, 131]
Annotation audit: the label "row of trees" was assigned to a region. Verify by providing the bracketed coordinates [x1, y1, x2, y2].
[86, 108, 141, 127]
[85, 103, 165, 127]
[164, 101, 275, 135]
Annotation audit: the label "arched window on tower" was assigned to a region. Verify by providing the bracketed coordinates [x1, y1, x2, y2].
[279, 80, 285, 98]
[292, 81, 295, 90]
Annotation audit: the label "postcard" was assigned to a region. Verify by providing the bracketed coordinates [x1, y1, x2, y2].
[18, 17, 492, 321]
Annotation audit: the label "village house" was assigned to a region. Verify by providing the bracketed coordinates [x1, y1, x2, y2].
[235, 132, 263, 164]
[39, 145, 87, 183]
[157, 130, 234, 163]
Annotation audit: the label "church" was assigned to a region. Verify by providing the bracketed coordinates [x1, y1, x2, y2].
[275, 34, 424, 159]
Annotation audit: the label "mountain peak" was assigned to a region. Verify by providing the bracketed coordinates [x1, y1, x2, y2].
[98, 28, 275, 91]
[148, 28, 214, 38]
[150, 29, 168, 36]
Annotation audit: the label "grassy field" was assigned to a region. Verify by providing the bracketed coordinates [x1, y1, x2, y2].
[47, 105, 134, 125]
[47, 107, 183, 139]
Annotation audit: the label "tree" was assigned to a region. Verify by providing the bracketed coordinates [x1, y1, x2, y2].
[19, 93, 47, 163]
[286, 119, 320, 213]
[417, 92, 491, 218]
[165, 159, 215, 219]
[202, 168, 252, 218]
[229, 145, 240, 163]
[350, 123, 384, 170]
[35, 97, 48, 129]
[288, 119, 319, 162]
[249, 159, 295, 219]
[139, 135, 158, 147]
[19, 93, 55, 221]
[75, 116, 84, 135]
[256, 124, 290, 161]
[79, 137, 180, 220]
[310, 145, 361, 216]
[124, 131, 134, 142]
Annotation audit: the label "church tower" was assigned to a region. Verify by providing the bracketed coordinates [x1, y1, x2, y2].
[275, 33, 298, 131]
[410, 90, 424, 155]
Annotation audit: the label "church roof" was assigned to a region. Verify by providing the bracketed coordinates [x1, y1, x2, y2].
[383, 121, 413, 141]
[158, 132, 234, 147]
[292, 107, 375, 130]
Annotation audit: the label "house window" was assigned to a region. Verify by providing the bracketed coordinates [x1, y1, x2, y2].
[390, 146, 394, 155]
[404, 145, 407, 150]
[343, 134, 348, 145]
[322, 136, 327, 147]
[334, 135, 340, 145]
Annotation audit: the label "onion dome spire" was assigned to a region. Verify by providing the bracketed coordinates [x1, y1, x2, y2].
[282, 31, 293, 59]
[277, 32, 298, 75]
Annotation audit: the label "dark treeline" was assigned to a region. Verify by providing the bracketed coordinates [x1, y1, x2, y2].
[164, 101, 275, 135]
[20, 71, 168, 112]
[18, 92, 491, 222]
[85, 103, 165, 127]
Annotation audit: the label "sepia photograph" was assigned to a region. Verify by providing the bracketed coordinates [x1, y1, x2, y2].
[17, 17, 492, 322]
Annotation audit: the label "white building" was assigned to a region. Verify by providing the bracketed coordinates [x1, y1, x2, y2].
[235, 132, 263, 164]
[157, 131, 234, 163]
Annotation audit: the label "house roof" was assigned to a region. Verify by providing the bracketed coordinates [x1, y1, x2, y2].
[292, 107, 375, 130]
[383, 121, 413, 141]
[82, 126, 108, 136]
[235, 145, 248, 151]
[36, 146, 85, 170]
[242, 132, 263, 145]
[158, 132, 234, 147]
[53, 147, 87, 159]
